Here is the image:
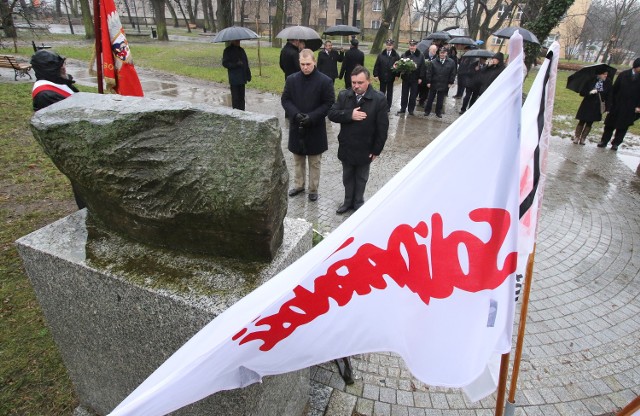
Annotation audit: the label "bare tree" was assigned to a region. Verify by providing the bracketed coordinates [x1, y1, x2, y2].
[217, 0, 233, 29]
[464, 0, 517, 41]
[272, 0, 284, 47]
[78, 0, 94, 39]
[370, 0, 404, 53]
[166, 0, 180, 27]
[148, 0, 168, 39]
[414, 0, 460, 37]
[300, 0, 311, 26]
[174, 0, 192, 32]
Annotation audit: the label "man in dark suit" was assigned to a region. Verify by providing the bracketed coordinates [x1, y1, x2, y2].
[281, 49, 335, 201]
[280, 39, 302, 80]
[329, 65, 389, 214]
[373, 39, 400, 111]
[597, 57, 640, 151]
[339, 38, 365, 90]
[317, 40, 344, 84]
[424, 47, 456, 118]
[397, 39, 425, 116]
[222, 40, 251, 110]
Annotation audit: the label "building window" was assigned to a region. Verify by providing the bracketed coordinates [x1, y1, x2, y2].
[336, 0, 343, 10]
[319, 0, 327, 8]
[514, 6, 523, 20]
[371, 20, 380, 29]
[286, 15, 293, 24]
[372, 0, 382, 11]
[336, 18, 343, 25]
[318, 17, 326, 27]
[242, 14, 249, 20]
[492, 36, 504, 45]
[497, 4, 507, 18]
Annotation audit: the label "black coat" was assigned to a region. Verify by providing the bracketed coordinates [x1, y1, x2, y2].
[425, 57, 457, 91]
[373, 49, 400, 82]
[575, 78, 612, 123]
[456, 56, 475, 88]
[399, 50, 426, 84]
[328, 85, 389, 166]
[604, 68, 640, 129]
[339, 47, 365, 80]
[317, 48, 344, 80]
[279, 42, 300, 79]
[222, 44, 251, 86]
[478, 63, 505, 95]
[281, 69, 335, 155]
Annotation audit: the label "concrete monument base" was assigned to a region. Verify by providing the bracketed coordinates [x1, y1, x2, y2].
[16, 210, 313, 416]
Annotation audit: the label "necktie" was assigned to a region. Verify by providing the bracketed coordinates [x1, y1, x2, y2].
[356, 94, 363, 103]
[388, 51, 391, 57]
[441, 59, 445, 64]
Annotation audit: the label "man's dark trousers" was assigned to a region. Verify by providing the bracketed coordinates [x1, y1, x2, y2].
[400, 80, 418, 113]
[424, 88, 447, 115]
[230, 84, 246, 110]
[341, 161, 370, 209]
[601, 124, 629, 147]
[379, 79, 394, 110]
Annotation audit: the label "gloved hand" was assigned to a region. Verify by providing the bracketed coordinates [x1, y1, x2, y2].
[299, 113, 311, 127]
[589, 89, 598, 95]
[294, 113, 305, 124]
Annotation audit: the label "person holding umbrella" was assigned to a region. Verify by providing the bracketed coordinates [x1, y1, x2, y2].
[373, 39, 400, 111]
[316, 40, 344, 84]
[280, 39, 303, 80]
[597, 58, 640, 151]
[339, 38, 365, 90]
[222, 40, 251, 111]
[572, 69, 612, 145]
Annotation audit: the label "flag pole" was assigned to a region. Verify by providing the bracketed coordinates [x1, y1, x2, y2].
[616, 396, 640, 416]
[93, 0, 104, 93]
[494, 352, 511, 416]
[504, 246, 537, 416]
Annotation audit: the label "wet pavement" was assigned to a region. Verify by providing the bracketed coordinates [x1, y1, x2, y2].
[3, 58, 639, 415]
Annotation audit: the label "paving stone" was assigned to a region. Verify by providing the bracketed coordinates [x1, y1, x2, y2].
[363, 384, 380, 400]
[374, 401, 392, 416]
[325, 389, 357, 416]
[379, 386, 397, 404]
[356, 398, 375, 415]
[396, 390, 414, 406]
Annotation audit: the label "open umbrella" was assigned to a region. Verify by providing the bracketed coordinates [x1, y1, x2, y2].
[492, 26, 539, 44]
[426, 31, 451, 41]
[566, 63, 617, 93]
[462, 49, 495, 58]
[276, 25, 323, 51]
[323, 24, 360, 36]
[416, 39, 432, 54]
[212, 26, 259, 43]
[448, 37, 477, 47]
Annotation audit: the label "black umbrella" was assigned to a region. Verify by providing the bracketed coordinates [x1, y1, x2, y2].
[416, 39, 433, 54]
[323, 24, 360, 36]
[426, 31, 451, 40]
[212, 26, 259, 43]
[566, 64, 617, 93]
[448, 37, 477, 47]
[462, 49, 495, 58]
[492, 26, 539, 44]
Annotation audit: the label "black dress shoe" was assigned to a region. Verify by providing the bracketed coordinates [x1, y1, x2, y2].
[288, 188, 304, 197]
[408, 111, 414, 116]
[436, 114, 442, 118]
[396, 110, 406, 115]
[596, 142, 607, 148]
[459, 109, 466, 114]
[611, 145, 618, 151]
[308, 193, 318, 201]
[336, 204, 352, 214]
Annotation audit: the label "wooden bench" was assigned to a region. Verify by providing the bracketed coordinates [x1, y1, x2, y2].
[0, 55, 33, 81]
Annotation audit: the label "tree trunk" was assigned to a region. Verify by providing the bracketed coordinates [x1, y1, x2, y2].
[340, 0, 349, 25]
[271, 0, 284, 47]
[185, 0, 195, 23]
[207, 0, 215, 31]
[122, 0, 136, 29]
[78, 0, 94, 39]
[301, 0, 311, 26]
[149, 0, 168, 40]
[370, 0, 402, 54]
[201, 0, 209, 31]
[165, 0, 179, 27]
[175, 0, 192, 32]
[217, 0, 233, 28]
[0, 0, 17, 40]
[392, 0, 405, 43]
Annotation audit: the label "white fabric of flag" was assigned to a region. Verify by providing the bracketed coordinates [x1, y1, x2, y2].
[517, 41, 560, 283]
[109, 37, 526, 416]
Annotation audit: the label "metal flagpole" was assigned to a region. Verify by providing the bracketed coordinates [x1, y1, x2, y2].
[504, 247, 537, 416]
[93, 0, 104, 93]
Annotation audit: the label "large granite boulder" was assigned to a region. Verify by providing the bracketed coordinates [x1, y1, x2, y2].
[30, 93, 288, 261]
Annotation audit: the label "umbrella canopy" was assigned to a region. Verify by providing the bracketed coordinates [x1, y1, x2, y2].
[426, 31, 451, 40]
[417, 39, 433, 54]
[448, 37, 477, 47]
[212, 26, 259, 43]
[462, 49, 495, 58]
[566, 63, 617, 93]
[324, 24, 360, 36]
[276, 25, 321, 41]
[492, 26, 539, 44]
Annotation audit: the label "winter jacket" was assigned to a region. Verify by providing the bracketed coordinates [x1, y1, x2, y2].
[373, 49, 400, 82]
[222, 44, 251, 86]
[317, 48, 344, 80]
[575, 77, 612, 123]
[399, 49, 425, 84]
[425, 57, 457, 91]
[604, 68, 640, 129]
[339, 46, 365, 80]
[279, 42, 300, 79]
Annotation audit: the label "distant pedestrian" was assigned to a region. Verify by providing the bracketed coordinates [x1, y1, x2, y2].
[280, 39, 302, 80]
[222, 40, 251, 111]
[397, 39, 425, 116]
[459, 57, 486, 114]
[329, 65, 389, 214]
[281, 49, 335, 202]
[573, 69, 611, 145]
[373, 38, 400, 111]
[424, 47, 456, 118]
[317, 40, 344, 83]
[454, 53, 474, 99]
[339, 38, 365, 90]
[477, 52, 505, 96]
[418, 44, 438, 106]
[597, 58, 640, 151]
[30, 49, 85, 209]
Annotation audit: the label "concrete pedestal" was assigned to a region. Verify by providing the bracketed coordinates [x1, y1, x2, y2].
[16, 210, 313, 416]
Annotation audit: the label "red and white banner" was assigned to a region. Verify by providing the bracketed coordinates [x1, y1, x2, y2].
[109, 36, 530, 416]
[100, 0, 143, 96]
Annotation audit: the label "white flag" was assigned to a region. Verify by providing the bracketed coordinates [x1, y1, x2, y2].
[517, 41, 560, 288]
[109, 38, 526, 416]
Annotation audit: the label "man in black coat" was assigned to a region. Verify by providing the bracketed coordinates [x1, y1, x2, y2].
[329, 65, 389, 214]
[373, 39, 400, 111]
[222, 40, 251, 110]
[317, 40, 344, 83]
[424, 47, 456, 118]
[597, 58, 640, 151]
[397, 39, 425, 116]
[281, 49, 335, 201]
[280, 39, 302, 80]
[339, 38, 365, 90]
[419, 44, 438, 105]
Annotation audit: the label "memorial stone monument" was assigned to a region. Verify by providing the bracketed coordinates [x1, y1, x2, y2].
[16, 94, 312, 415]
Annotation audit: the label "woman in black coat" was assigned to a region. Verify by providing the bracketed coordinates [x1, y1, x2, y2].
[573, 70, 612, 145]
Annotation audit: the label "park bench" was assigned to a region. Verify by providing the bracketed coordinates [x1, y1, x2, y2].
[0, 55, 33, 80]
[32, 40, 52, 52]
